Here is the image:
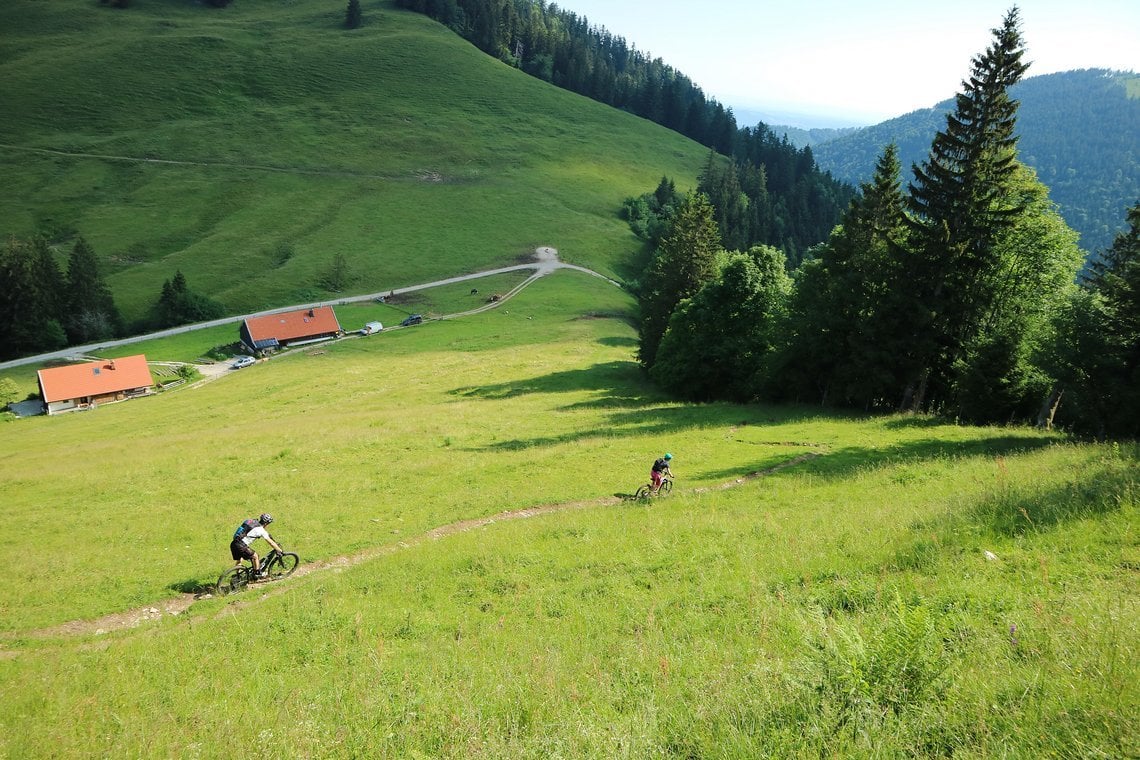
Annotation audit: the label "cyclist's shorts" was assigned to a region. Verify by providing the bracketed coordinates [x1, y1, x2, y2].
[230, 538, 255, 561]
[651, 470, 663, 487]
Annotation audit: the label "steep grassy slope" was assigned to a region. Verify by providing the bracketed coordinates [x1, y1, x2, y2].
[0, 0, 708, 322]
[0, 270, 1135, 757]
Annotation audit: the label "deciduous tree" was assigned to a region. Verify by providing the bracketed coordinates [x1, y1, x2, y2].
[652, 246, 790, 401]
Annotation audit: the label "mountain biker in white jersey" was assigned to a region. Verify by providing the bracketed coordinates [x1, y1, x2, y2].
[229, 513, 282, 578]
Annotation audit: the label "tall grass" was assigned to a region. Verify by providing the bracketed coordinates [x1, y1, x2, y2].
[0, 271, 1135, 757]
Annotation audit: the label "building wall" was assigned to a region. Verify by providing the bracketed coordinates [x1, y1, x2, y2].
[45, 388, 153, 416]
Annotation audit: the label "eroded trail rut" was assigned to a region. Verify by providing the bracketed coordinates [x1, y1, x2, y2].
[8, 453, 819, 643]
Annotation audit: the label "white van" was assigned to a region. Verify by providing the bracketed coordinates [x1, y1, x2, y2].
[360, 321, 384, 335]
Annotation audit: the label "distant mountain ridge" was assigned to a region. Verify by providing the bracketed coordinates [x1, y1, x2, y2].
[784, 69, 1139, 256]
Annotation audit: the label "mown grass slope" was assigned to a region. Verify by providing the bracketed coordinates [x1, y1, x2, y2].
[0, 0, 707, 322]
[0, 271, 1136, 757]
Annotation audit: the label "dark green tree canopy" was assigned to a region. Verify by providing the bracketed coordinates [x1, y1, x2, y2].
[638, 192, 721, 369]
[65, 236, 122, 344]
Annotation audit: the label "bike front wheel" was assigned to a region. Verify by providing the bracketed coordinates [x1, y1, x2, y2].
[216, 567, 250, 596]
[660, 478, 673, 495]
[266, 552, 300, 579]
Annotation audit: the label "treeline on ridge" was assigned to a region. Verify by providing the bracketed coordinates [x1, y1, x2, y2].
[396, 0, 854, 260]
[632, 10, 1140, 438]
[811, 68, 1140, 259]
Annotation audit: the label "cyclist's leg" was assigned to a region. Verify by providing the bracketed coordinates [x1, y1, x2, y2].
[231, 538, 253, 569]
[650, 470, 662, 493]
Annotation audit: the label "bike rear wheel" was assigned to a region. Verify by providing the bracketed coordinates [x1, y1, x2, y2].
[266, 552, 300, 579]
[216, 566, 250, 596]
[634, 484, 653, 499]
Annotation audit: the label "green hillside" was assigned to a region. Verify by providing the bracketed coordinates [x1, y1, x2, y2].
[810, 69, 1140, 257]
[0, 272, 1135, 756]
[0, 0, 708, 323]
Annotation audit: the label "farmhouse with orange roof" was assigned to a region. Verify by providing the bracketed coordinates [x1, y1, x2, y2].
[36, 355, 155, 416]
[239, 306, 343, 354]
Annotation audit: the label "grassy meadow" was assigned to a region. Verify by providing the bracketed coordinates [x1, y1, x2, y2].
[2, 0, 1137, 756]
[0, 0, 707, 324]
[1, 271, 1136, 757]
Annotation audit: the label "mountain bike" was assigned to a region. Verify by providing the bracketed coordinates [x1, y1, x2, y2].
[634, 476, 673, 500]
[215, 547, 300, 596]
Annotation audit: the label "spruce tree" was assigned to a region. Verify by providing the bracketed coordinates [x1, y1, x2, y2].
[638, 192, 721, 369]
[903, 7, 1030, 412]
[65, 236, 122, 344]
[1080, 202, 1140, 435]
[777, 143, 911, 408]
[345, 0, 363, 29]
[0, 237, 67, 359]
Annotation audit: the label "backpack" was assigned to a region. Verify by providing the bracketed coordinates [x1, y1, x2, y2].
[233, 518, 261, 540]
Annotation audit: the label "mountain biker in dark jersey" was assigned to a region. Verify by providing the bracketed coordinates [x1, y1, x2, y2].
[650, 453, 673, 493]
[230, 513, 282, 578]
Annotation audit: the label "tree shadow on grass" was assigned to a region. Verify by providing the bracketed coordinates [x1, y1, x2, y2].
[966, 461, 1134, 537]
[816, 435, 1057, 479]
[881, 415, 950, 429]
[450, 361, 650, 401]
[596, 335, 638, 349]
[169, 577, 215, 596]
[452, 360, 1067, 486]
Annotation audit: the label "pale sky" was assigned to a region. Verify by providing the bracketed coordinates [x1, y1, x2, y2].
[561, 0, 1140, 127]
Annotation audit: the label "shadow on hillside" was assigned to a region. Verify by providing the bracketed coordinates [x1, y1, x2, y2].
[453, 361, 1064, 484]
[964, 460, 1132, 537]
[830, 435, 1056, 475]
[697, 435, 1057, 484]
[881, 415, 950, 429]
[450, 361, 649, 401]
[169, 578, 215, 596]
[596, 336, 638, 348]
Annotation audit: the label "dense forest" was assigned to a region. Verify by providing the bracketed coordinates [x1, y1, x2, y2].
[634, 10, 1140, 438]
[810, 69, 1140, 258]
[0, 236, 221, 361]
[395, 0, 854, 259]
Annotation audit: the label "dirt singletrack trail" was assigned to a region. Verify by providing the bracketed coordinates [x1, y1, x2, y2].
[6, 453, 821, 644]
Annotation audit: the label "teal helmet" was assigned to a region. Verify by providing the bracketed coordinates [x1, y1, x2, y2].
[664, 453, 672, 460]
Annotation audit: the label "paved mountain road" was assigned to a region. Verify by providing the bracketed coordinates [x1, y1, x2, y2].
[0, 247, 620, 373]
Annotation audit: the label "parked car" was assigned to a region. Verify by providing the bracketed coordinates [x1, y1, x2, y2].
[360, 321, 384, 335]
[400, 314, 423, 327]
[231, 355, 256, 369]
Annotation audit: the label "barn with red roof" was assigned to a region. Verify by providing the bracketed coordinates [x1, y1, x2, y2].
[239, 306, 342, 354]
[37, 355, 155, 415]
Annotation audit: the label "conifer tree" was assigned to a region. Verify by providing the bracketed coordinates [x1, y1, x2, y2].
[902, 7, 1030, 412]
[153, 270, 224, 329]
[0, 237, 67, 359]
[1061, 202, 1140, 436]
[65, 236, 122, 344]
[345, 0, 363, 29]
[638, 192, 721, 369]
[777, 144, 911, 407]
